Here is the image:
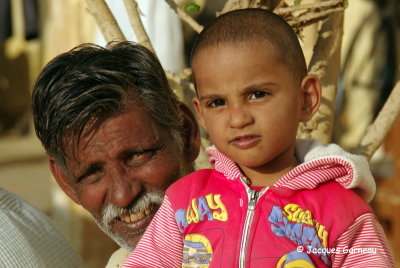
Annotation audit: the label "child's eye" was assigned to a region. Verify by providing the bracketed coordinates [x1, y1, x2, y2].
[250, 91, 268, 99]
[208, 99, 225, 107]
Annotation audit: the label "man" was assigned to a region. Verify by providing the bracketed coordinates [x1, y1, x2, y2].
[32, 41, 200, 265]
[0, 188, 82, 267]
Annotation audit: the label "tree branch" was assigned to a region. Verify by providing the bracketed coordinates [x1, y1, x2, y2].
[166, 69, 195, 100]
[297, 11, 344, 143]
[123, 0, 155, 53]
[84, 0, 125, 42]
[220, 0, 280, 14]
[355, 81, 400, 160]
[275, 0, 344, 33]
[164, 0, 203, 33]
[287, 7, 344, 30]
[274, 0, 343, 14]
[221, 0, 243, 14]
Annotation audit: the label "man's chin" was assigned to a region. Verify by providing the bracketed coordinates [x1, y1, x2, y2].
[107, 231, 143, 252]
[108, 211, 159, 248]
[93, 219, 146, 251]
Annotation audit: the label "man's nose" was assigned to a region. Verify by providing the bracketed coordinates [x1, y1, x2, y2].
[229, 105, 254, 129]
[108, 169, 142, 208]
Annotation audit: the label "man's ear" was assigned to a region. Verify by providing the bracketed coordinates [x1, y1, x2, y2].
[178, 102, 201, 163]
[49, 158, 81, 205]
[299, 74, 321, 122]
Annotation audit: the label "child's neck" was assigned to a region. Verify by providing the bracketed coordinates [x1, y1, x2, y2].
[239, 155, 299, 187]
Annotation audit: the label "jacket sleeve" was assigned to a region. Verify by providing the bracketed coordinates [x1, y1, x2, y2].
[122, 196, 183, 268]
[331, 212, 395, 268]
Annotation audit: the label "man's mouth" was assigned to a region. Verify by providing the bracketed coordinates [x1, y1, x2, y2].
[119, 207, 154, 223]
[95, 191, 164, 250]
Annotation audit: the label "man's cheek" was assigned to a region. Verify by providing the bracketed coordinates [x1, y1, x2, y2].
[77, 192, 103, 218]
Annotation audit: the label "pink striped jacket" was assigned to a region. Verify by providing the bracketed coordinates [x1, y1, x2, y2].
[123, 140, 395, 268]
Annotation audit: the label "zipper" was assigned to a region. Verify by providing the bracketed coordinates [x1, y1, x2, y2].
[238, 188, 258, 268]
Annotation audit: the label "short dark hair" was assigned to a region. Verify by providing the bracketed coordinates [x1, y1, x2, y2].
[191, 8, 307, 81]
[32, 41, 183, 168]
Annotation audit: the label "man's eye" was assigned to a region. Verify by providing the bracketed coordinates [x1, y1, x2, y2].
[208, 99, 225, 107]
[75, 172, 102, 185]
[76, 164, 102, 184]
[250, 91, 268, 99]
[126, 150, 156, 167]
[82, 174, 101, 184]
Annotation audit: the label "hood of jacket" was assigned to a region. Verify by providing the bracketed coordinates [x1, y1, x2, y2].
[206, 139, 376, 202]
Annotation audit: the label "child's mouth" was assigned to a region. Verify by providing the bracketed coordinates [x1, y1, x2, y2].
[229, 135, 261, 149]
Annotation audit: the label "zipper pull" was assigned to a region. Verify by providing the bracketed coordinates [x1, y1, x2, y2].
[248, 189, 258, 211]
[240, 175, 251, 186]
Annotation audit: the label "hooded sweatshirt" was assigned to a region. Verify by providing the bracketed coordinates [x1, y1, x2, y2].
[123, 140, 394, 268]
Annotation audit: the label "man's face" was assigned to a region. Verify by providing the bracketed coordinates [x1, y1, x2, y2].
[55, 104, 184, 250]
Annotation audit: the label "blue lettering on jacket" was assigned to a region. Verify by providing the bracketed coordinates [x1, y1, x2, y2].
[268, 205, 330, 266]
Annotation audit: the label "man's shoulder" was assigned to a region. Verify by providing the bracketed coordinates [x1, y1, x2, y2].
[105, 247, 130, 268]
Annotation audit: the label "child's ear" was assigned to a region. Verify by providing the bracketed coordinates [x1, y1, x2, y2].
[299, 74, 321, 122]
[192, 96, 208, 131]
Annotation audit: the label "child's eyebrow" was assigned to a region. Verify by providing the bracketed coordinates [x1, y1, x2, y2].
[243, 82, 276, 91]
[198, 94, 223, 102]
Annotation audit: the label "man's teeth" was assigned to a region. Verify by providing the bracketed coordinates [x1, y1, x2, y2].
[130, 211, 144, 222]
[121, 208, 153, 223]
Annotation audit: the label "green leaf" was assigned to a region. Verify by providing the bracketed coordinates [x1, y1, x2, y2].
[186, 2, 201, 13]
[294, 0, 302, 5]
[343, 0, 349, 8]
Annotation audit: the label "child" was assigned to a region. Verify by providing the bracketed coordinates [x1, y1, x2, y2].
[123, 8, 394, 267]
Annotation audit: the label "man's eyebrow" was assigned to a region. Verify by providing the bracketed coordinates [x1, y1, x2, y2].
[75, 162, 103, 182]
[118, 141, 163, 156]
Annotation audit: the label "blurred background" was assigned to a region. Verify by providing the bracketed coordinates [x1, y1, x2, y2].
[0, 0, 399, 266]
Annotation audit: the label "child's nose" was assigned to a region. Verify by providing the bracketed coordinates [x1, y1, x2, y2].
[229, 106, 254, 129]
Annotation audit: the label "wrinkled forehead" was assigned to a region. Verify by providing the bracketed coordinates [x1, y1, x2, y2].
[63, 103, 160, 164]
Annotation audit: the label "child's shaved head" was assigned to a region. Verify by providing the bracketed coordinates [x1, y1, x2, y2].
[191, 8, 307, 81]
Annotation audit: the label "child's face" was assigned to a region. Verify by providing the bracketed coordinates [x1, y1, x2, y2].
[192, 42, 318, 173]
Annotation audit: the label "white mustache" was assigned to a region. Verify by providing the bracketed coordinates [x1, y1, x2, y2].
[101, 191, 164, 226]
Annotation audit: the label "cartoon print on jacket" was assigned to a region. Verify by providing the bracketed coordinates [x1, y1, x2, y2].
[268, 203, 330, 266]
[276, 251, 315, 268]
[183, 234, 214, 267]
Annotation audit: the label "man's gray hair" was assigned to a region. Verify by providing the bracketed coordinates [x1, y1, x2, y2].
[32, 41, 183, 169]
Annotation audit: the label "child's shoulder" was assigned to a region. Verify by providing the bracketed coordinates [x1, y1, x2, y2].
[315, 181, 369, 203]
[166, 168, 215, 193]
[306, 180, 374, 217]
[165, 168, 218, 206]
